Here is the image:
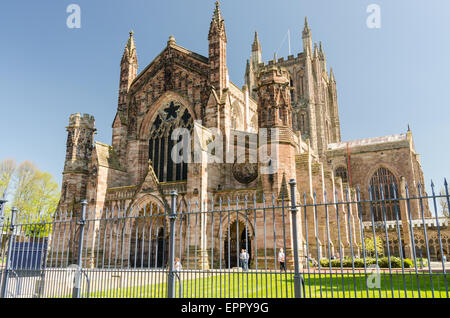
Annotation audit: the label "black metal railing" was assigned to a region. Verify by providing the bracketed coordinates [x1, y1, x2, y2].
[0, 180, 448, 298]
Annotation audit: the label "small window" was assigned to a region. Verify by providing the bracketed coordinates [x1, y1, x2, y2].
[335, 166, 348, 184]
[299, 113, 306, 133]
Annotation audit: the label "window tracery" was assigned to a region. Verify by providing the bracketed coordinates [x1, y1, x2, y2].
[148, 101, 193, 182]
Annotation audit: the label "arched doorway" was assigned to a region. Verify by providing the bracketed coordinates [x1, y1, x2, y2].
[224, 220, 252, 269]
[129, 201, 168, 268]
[153, 228, 168, 268]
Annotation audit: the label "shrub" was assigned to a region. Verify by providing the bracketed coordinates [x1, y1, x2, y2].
[319, 257, 376, 268]
[375, 256, 414, 268]
[317, 257, 413, 269]
[377, 257, 389, 268]
[331, 259, 342, 267]
[390, 257, 402, 268]
[403, 258, 413, 268]
[320, 259, 330, 267]
[365, 258, 376, 266]
[343, 258, 353, 267]
[353, 258, 365, 268]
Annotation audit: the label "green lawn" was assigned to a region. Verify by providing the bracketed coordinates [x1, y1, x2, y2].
[88, 271, 449, 298]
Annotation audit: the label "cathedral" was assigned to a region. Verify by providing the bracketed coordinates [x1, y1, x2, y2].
[58, 2, 447, 268]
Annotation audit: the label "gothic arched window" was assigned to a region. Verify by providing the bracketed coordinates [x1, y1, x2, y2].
[369, 167, 400, 222]
[148, 101, 193, 182]
[297, 112, 307, 134]
[290, 79, 295, 104]
[231, 103, 242, 130]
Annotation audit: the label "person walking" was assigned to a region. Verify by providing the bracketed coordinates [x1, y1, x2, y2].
[278, 248, 286, 272]
[240, 249, 249, 271]
[174, 257, 182, 271]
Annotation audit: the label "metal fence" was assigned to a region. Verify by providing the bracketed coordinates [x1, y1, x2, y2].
[0, 180, 448, 299]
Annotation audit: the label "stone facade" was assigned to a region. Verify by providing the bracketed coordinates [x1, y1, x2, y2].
[56, 2, 448, 268]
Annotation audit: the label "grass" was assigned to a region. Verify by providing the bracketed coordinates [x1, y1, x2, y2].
[87, 271, 449, 298]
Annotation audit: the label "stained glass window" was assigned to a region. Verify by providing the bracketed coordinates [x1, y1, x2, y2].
[148, 101, 193, 182]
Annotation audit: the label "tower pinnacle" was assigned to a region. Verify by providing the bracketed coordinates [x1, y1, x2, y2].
[330, 67, 336, 82]
[208, 1, 228, 91]
[213, 1, 222, 23]
[124, 30, 136, 60]
[303, 17, 311, 35]
[208, 0, 226, 41]
[118, 31, 138, 112]
[252, 31, 261, 52]
[302, 17, 312, 56]
[251, 31, 262, 68]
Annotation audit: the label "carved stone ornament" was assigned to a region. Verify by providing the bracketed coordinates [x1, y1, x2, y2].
[232, 155, 258, 184]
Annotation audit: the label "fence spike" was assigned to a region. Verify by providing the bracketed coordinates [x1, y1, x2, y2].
[3, 179, 450, 299]
[430, 180, 436, 196]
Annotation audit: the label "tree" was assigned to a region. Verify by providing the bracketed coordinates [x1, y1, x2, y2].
[363, 236, 384, 258]
[0, 158, 16, 197]
[24, 218, 53, 238]
[439, 188, 449, 218]
[0, 159, 60, 220]
[12, 161, 59, 218]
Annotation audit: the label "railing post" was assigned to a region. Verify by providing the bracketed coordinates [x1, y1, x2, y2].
[289, 179, 304, 298]
[1, 207, 16, 298]
[167, 190, 178, 298]
[0, 194, 6, 226]
[72, 200, 87, 298]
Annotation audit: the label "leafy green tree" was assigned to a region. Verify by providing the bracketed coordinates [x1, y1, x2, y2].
[12, 161, 59, 218]
[24, 218, 53, 238]
[363, 236, 384, 257]
[0, 159, 60, 235]
[0, 158, 16, 197]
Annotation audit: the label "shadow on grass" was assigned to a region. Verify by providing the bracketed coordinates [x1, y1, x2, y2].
[86, 271, 449, 299]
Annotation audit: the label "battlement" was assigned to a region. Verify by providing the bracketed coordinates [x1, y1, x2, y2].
[257, 63, 290, 86]
[68, 113, 96, 129]
[258, 52, 304, 70]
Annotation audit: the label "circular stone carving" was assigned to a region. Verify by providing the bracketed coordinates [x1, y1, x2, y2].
[232, 156, 258, 184]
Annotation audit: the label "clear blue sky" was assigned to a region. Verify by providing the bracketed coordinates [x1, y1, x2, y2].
[0, 0, 449, 193]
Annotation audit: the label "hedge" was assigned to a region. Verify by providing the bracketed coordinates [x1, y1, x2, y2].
[319, 257, 414, 269]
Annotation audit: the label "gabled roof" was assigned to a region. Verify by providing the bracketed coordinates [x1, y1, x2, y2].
[130, 40, 209, 90]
